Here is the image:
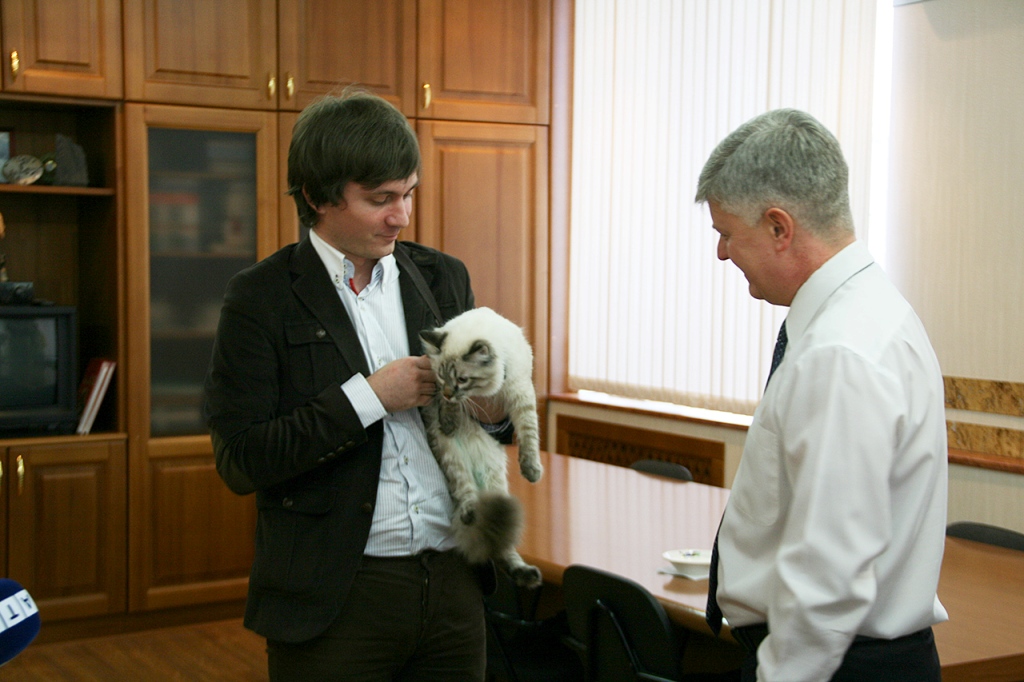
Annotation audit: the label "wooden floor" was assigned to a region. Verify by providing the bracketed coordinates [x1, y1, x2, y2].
[1, 618, 268, 681]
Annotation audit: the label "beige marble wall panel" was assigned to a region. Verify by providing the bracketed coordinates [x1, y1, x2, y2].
[945, 377, 1024, 417]
[947, 421, 1024, 461]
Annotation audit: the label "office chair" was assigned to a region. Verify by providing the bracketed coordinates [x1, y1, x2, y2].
[946, 521, 1024, 551]
[629, 459, 694, 482]
[562, 563, 688, 681]
[561, 564, 738, 682]
[485, 566, 584, 682]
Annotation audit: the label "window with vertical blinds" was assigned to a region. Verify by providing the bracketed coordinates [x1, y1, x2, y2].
[568, 0, 891, 416]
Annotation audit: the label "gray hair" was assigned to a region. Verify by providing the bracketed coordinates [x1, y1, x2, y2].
[694, 109, 854, 239]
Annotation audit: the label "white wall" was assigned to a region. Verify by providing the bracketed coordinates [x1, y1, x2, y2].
[888, 0, 1024, 383]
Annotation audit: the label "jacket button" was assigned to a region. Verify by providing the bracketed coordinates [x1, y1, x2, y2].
[316, 328, 326, 339]
[361, 503, 373, 514]
[282, 498, 294, 508]
[317, 456, 326, 464]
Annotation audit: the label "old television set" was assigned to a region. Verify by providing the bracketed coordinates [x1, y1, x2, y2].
[0, 305, 78, 435]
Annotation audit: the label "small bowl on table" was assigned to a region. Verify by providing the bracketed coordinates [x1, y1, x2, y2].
[662, 548, 712, 580]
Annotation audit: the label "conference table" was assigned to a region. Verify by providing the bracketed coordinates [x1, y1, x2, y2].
[506, 450, 1024, 682]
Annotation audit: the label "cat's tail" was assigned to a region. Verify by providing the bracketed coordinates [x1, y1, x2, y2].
[453, 491, 525, 564]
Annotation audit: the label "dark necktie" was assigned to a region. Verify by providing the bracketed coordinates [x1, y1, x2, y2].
[705, 320, 788, 636]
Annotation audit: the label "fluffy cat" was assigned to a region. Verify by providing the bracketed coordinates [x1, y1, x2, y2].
[420, 307, 543, 588]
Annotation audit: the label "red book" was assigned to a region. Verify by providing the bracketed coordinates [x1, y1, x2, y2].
[76, 358, 116, 435]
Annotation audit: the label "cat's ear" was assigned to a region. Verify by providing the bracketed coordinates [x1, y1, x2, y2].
[465, 340, 495, 365]
[420, 330, 447, 354]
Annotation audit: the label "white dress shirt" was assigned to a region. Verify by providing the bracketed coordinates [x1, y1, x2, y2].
[717, 240, 949, 681]
[310, 230, 456, 556]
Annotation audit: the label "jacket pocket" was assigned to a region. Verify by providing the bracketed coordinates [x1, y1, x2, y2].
[285, 321, 339, 396]
[252, 484, 339, 593]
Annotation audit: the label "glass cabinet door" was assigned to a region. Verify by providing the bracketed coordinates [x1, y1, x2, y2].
[125, 104, 279, 444]
[147, 128, 257, 436]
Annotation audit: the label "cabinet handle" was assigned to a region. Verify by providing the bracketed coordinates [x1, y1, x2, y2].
[0, 460, 3, 492]
[267, 73, 277, 99]
[16, 455, 24, 495]
[286, 73, 295, 100]
[10, 50, 20, 80]
[422, 82, 432, 109]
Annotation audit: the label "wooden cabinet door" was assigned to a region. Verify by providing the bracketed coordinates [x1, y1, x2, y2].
[418, 0, 551, 124]
[0, 0, 122, 98]
[417, 120, 548, 394]
[128, 440, 257, 612]
[6, 438, 127, 622]
[278, 0, 417, 115]
[125, 103, 276, 611]
[123, 0, 279, 109]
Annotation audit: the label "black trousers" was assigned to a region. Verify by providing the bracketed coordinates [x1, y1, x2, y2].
[732, 624, 941, 682]
[266, 550, 486, 682]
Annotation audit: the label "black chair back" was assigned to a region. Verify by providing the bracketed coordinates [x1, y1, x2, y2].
[629, 459, 694, 482]
[485, 567, 584, 682]
[946, 521, 1024, 551]
[562, 564, 685, 682]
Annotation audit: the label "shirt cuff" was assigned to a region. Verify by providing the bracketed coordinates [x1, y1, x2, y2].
[342, 374, 387, 429]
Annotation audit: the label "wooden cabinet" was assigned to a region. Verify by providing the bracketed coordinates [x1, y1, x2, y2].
[123, 0, 550, 123]
[124, 103, 277, 611]
[2, 437, 127, 622]
[123, 0, 411, 112]
[417, 120, 549, 392]
[0, 0, 123, 99]
[278, 0, 418, 115]
[418, 0, 551, 124]
[122, 0, 278, 109]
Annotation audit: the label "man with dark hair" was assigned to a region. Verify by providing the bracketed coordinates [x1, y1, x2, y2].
[697, 109, 948, 681]
[205, 90, 506, 680]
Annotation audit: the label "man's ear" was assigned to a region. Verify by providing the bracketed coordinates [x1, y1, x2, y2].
[301, 187, 324, 215]
[763, 207, 795, 251]
[299, 186, 319, 212]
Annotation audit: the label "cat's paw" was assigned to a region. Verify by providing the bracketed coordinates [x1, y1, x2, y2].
[439, 406, 460, 436]
[510, 565, 543, 589]
[520, 448, 544, 481]
[520, 458, 543, 483]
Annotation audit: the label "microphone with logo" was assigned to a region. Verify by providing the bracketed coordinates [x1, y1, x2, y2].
[0, 578, 40, 666]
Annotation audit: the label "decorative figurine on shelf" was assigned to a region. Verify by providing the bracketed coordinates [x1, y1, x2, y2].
[1, 155, 43, 185]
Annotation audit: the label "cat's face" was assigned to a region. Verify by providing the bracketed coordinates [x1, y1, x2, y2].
[421, 331, 502, 402]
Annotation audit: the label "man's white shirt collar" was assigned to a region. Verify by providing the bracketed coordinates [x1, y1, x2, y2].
[786, 240, 874, 343]
[309, 228, 398, 295]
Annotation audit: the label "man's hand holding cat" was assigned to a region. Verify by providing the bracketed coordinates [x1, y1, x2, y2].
[367, 355, 436, 412]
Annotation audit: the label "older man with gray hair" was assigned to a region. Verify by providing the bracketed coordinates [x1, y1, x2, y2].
[697, 109, 948, 682]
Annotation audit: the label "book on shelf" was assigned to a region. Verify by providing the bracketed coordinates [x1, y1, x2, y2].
[76, 358, 116, 435]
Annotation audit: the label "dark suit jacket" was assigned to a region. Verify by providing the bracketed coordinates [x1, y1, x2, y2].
[204, 237, 476, 643]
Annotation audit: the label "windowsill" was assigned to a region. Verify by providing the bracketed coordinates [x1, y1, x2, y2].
[547, 391, 751, 432]
[548, 392, 1024, 476]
